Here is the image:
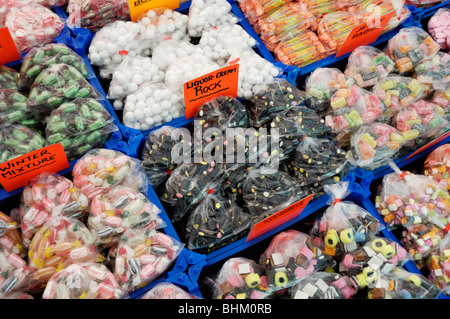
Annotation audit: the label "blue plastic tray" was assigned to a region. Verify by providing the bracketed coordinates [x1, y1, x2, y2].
[409, 0, 450, 20]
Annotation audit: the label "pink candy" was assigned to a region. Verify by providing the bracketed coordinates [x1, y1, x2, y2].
[429, 8, 450, 51]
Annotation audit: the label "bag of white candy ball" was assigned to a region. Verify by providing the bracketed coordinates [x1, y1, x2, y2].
[123, 82, 185, 131]
[136, 8, 189, 49]
[107, 55, 165, 102]
[188, 0, 239, 38]
[165, 53, 221, 93]
[88, 21, 146, 79]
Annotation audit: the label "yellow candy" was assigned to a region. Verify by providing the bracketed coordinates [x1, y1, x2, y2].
[361, 133, 377, 148]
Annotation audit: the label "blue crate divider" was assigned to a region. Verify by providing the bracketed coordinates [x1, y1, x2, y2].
[353, 133, 450, 183]
[411, 0, 450, 20]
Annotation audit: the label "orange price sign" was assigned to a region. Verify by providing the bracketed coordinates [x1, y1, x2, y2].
[0, 143, 70, 192]
[0, 27, 21, 65]
[184, 64, 239, 119]
[128, 0, 179, 22]
[335, 11, 395, 58]
[246, 194, 314, 242]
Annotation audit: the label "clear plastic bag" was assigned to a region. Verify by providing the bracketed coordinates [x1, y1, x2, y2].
[211, 257, 268, 299]
[325, 84, 387, 135]
[27, 63, 103, 117]
[151, 39, 198, 71]
[414, 52, 450, 91]
[290, 272, 356, 299]
[0, 89, 39, 128]
[107, 55, 165, 101]
[428, 8, 450, 51]
[43, 262, 126, 299]
[423, 143, 450, 190]
[4, 4, 65, 54]
[305, 67, 354, 113]
[258, 230, 336, 297]
[19, 172, 90, 247]
[0, 211, 25, 258]
[368, 267, 441, 299]
[88, 186, 165, 247]
[426, 232, 450, 295]
[28, 215, 100, 285]
[113, 228, 184, 293]
[349, 122, 403, 170]
[290, 136, 350, 187]
[45, 98, 118, 161]
[141, 282, 198, 299]
[161, 161, 227, 221]
[186, 191, 252, 253]
[122, 82, 185, 131]
[18, 43, 91, 91]
[188, 0, 238, 38]
[345, 46, 395, 88]
[67, 0, 130, 33]
[387, 27, 441, 75]
[72, 148, 149, 200]
[431, 89, 450, 121]
[372, 75, 425, 119]
[0, 246, 38, 298]
[0, 65, 20, 91]
[391, 100, 448, 151]
[310, 181, 381, 260]
[0, 124, 46, 165]
[242, 167, 307, 223]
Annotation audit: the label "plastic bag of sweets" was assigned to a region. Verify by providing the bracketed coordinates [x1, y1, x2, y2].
[258, 230, 336, 297]
[141, 282, 198, 299]
[27, 63, 103, 118]
[67, 0, 130, 33]
[345, 46, 395, 89]
[301, 0, 340, 17]
[28, 215, 100, 285]
[426, 233, 450, 295]
[310, 182, 381, 261]
[0, 89, 40, 128]
[431, 89, 450, 121]
[325, 85, 387, 136]
[374, 169, 450, 231]
[424, 144, 450, 190]
[368, 267, 441, 299]
[305, 68, 355, 113]
[107, 55, 165, 102]
[72, 149, 148, 200]
[242, 168, 308, 223]
[188, 0, 238, 38]
[43, 262, 126, 299]
[211, 257, 268, 299]
[391, 101, 448, 151]
[18, 43, 91, 91]
[245, 79, 310, 128]
[415, 54, 450, 93]
[45, 98, 119, 161]
[273, 30, 328, 69]
[289, 136, 350, 188]
[348, 122, 403, 170]
[428, 8, 450, 51]
[19, 172, 89, 247]
[161, 161, 227, 221]
[0, 247, 39, 298]
[290, 272, 358, 299]
[0, 124, 46, 165]
[113, 228, 183, 293]
[0, 211, 25, 258]
[387, 27, 441, 76]
[0, 65, 20, 91]
[339, 236, 411, 281]
[3, 4, 65, 55]
[122, 82, 185, 132]
[244, 0, 293, 18]
[87, 186, 165, 248]
[185, 191, 252, 253]
[372, 75, 425, 119]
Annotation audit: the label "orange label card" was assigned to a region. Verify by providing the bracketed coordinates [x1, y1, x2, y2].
[128, 0, 179, 22]
[184, 64, 239, 119]
[246, 194, 314, 242]
[0, 27, 21, 65]
[336, 11, 395, 58]
[0, 144, 70, 192]
[405, 131, 450, 161]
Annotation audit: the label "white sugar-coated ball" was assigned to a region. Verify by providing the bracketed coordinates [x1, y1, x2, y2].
[136, 100, 146, 110]
[113, 99, 123, 110]
[134, 109, 144, 120]
[125, 102, 136, 111]
[128, 82, 139, 93]
[124, 112, 135, 123]
[145, 117, 155, 126]
[153, 104, 162, 114]
[133, 74, 144, 85]
[143, 108, 153, 118]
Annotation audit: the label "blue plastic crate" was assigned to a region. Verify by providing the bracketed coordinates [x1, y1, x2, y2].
[410, 0, 450, 20]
